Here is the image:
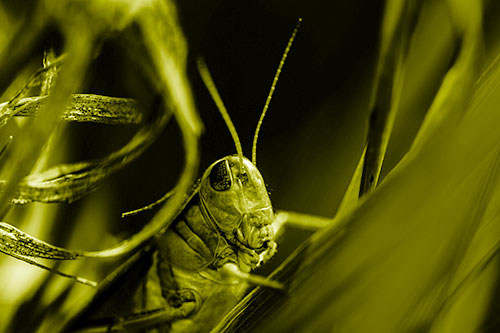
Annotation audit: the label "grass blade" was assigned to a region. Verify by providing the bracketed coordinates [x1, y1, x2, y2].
[359, 0, 421, 196]
[3, 94, 142, 125]
[0, 222, 80, 259]
[2, 105, 169, 204]
[409, 0, 483, 154]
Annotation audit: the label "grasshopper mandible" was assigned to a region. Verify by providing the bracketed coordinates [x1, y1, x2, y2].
[68, 19, 301, 332]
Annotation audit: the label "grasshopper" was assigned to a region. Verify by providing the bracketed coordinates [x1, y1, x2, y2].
[66, 20, 301, 332]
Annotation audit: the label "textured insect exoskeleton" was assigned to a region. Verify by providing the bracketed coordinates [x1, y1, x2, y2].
[152, 156, 280, 332]
[159, 155, 277, 272]
[200, 156, 277, 269]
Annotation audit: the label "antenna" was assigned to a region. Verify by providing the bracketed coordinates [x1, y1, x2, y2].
[252, 18, 302, 165]
[197, 58, 245, 170]
[121, 190, 174, 218]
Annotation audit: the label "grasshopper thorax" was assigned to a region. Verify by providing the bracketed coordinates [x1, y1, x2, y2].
[199, 155, 276, 270]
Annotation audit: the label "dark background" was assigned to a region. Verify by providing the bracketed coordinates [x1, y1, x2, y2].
[184, 0, 382, 218]
[128, 0, 383, 220]
[68, 0, 385, 236]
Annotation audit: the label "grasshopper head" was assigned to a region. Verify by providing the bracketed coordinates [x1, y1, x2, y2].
[196, 19, 300, 271]
[199, 155, 277, 270]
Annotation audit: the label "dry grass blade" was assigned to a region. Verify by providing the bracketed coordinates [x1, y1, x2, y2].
[0, 222, 79, 259]
[0, 221, 97, 286]
[0, 55, 66, 126]
[0, 251, 96, 287]
[3, 94, 142, 125]
[0, 105, 169, 204]
[41, 49, 57, 95]
[0, 54, 141, 126]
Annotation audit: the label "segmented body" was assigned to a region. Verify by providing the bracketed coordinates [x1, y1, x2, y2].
[147, 156, 278, 330]
[92, 196, 241, 332]
[66, 156, 278, 332]
[145, 194, 255, 331]
[159, 195, 237, 274]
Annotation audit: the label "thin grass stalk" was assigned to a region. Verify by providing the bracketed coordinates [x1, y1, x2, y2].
[359, 0, 421, 196]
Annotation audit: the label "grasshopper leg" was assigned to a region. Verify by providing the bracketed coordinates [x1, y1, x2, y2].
[111, 301, 197, 331]
[157, 251, 203, 312]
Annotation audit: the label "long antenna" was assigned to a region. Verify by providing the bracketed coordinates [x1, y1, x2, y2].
[121, 190, 174, 218]
[197, 58, 245, 169]
[252, 18, 302, 165]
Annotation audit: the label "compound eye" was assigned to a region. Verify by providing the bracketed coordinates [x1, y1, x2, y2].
[209, 160, 232, 191]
